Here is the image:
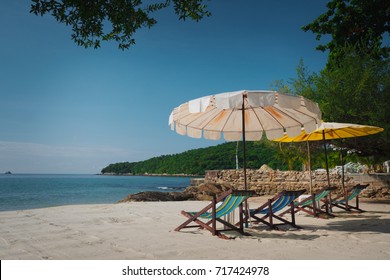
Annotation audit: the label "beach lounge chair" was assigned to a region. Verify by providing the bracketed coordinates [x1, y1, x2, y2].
[279, 187, 337, 219]
[330, 184, 369, 213]
[249, 190, 306, 230]
[174, 189, 256, 239]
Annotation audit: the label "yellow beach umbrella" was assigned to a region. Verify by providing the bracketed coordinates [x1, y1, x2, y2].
[277, 122, 384, 142]
[274, 122, 384, 192]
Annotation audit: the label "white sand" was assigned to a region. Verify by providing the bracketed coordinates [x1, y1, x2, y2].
[0, 198, 389, 260]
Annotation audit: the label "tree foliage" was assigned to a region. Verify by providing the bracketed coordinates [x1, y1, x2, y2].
[290, 50, 390, 161]
[302, 0, 390, 61]
[316, 49, 390, 159]
[30, 0, 211, 50]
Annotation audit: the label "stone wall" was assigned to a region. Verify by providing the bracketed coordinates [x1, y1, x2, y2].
[347, 174, 390, 199]
[204, 167, 390, 199]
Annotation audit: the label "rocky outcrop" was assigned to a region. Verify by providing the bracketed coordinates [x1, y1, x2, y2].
[117, 182, 232, 203]
[117, 191, 192, 202]
[183, 182, 233, 200]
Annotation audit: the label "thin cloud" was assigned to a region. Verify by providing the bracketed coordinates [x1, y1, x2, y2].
[0, 141, 145, 173]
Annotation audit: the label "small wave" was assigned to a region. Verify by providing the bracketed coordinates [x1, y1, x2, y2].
[157, 186, 183, 191]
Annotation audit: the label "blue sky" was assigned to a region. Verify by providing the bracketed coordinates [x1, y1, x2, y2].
[0, 0, 329, 174]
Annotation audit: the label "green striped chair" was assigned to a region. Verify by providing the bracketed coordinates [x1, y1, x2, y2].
[248, 190, 306, 230]
[174, 189, 256, 239]
[330, 184, 369, 213]
[280, 187, 337, 219]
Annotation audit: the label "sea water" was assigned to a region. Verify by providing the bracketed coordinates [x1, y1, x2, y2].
[0, 174, 190, 211]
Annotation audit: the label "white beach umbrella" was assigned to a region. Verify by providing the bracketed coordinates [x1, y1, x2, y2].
[169, 90, 322, 191]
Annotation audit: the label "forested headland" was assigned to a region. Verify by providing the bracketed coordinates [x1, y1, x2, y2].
[101, 141, 286, 175]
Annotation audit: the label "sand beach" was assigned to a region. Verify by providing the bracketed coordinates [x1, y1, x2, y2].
[0, 196, 389, 260]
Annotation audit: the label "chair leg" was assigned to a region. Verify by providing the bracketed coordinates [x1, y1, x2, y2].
[311, 194, 319, 217]
[212, 195, 216, 236]
[344, 192, 351, 211]
[356, 195, 359, 211]
[324, 198, 329, 214]
[268, 199, 273, 228]
[328, 192, 333, 213]
[239, 204, 244, 233]
[290, 203, 296, 226]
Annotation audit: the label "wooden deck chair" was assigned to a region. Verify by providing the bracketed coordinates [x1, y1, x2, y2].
[174, 189, 256, 239]
[248, 190, 306, 230]
[280, 187, 337, 219]
[330, 184, 369, 213]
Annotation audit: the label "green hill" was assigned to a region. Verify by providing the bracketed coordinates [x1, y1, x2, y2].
[101, 140, 293, 175]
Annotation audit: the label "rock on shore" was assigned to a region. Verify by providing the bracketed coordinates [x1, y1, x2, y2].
[117, 182, 234, 202]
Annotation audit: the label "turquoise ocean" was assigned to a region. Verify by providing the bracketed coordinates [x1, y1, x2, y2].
[0, 174, 190, 212]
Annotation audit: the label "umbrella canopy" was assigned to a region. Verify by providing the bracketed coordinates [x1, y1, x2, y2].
[275, 122, 384, 142]
[274, 122, 384, 192]
[169, 90, 322, 191]
[169, 90, 322, 142]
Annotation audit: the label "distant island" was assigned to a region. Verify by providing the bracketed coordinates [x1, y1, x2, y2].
[4, 171, 12, 174]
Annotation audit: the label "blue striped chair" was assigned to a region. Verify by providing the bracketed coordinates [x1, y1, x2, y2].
[330, 184, 369, 212]
[280, 187, 337, 219]
[174, 189, 256, 239]
[249, 190, 306, 230]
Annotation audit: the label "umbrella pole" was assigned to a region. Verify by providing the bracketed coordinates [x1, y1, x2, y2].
[322, 130, 332, 212]
[242, 95, 249, 228]
[236, 141, 239, 170]
[340, 149, 345, 192]
[242, 107, 247, 191]
[322, 130, 330, 188]
[307, 141, 313, 194]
